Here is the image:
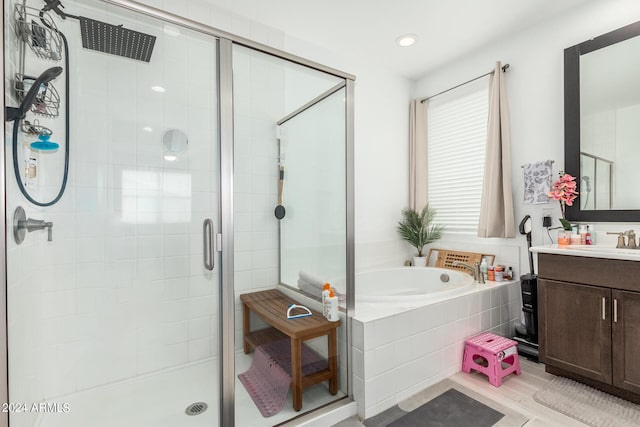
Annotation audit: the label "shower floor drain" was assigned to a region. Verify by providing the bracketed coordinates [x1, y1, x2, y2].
[185, 402, 208, 416]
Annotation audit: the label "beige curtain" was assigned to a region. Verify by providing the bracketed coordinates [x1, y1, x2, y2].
[478, 62, 515, 238]
[409, 99, 428, 211]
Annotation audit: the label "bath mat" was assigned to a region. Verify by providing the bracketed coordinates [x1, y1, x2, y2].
[238, 339, 327, 417]
[364, 378, 528, 427]
[533, 376, 640, 427]
[389, 389, 503, 427]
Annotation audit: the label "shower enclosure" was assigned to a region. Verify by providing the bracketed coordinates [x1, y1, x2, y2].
[1, 1, 354, 426]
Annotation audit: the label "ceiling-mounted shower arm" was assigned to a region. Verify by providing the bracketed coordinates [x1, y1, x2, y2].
[41, 0, 79, 20]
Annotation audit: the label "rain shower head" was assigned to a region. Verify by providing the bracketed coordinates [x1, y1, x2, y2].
[6, 66, 62, 122]
[79, 17, 156, 63]
[41, 0, 156, 62]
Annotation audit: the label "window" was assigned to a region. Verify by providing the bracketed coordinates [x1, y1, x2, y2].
[427, 78, 489, 234]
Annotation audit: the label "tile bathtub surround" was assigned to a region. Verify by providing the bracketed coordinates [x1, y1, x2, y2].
[351, 281, 521, 419]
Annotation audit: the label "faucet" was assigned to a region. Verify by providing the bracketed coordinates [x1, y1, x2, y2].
[625, 230, 637, 249]
[606, 231, 639, 249]
[452, 261, 485, 284]
[607, 232, 627, 248]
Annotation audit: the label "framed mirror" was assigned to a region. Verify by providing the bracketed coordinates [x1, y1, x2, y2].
[565, 20, 640, 222]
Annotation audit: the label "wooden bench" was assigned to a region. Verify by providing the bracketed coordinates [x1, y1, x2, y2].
[240, 289, 340, 411]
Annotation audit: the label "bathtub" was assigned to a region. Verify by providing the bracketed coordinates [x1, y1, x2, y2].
[352, 266, 520, 419]
[356, 267, 475, 304]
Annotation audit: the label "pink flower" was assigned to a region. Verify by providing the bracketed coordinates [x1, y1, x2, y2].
[548, 171, 579, 230]
[548, 189, 564, 200]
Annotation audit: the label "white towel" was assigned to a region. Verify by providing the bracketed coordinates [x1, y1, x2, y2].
[297, 272, 346, 303]
[523, 160, 553, 204]
[298, 271, 326, 288]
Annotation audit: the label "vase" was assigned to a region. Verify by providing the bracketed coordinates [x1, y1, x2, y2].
[557, 230, 571, 247]
[413, 256, 426, 267]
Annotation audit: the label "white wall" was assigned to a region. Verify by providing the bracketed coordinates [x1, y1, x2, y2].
[414, 0, 640, 274]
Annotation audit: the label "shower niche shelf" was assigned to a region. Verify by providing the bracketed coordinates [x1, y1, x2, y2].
[13, 73, 60, 118]
[15, 4, 63, 61]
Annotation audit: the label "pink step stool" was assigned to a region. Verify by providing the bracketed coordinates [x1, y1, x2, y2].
[462, 332, 521, 386]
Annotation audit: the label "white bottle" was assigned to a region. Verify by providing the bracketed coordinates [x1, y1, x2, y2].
[327, 290, 339, 322]
[321, 283, 331, 318]
[479, 259, 488, 281]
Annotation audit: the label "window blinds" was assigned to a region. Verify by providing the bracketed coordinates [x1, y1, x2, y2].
[427, 86, 488, 234]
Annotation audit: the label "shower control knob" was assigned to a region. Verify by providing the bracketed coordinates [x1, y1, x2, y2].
[13, 206, 53, 244]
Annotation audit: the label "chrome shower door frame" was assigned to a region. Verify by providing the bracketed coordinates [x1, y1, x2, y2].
[0, 1, 9, 426]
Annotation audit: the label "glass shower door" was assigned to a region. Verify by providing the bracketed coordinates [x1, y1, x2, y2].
[231, 44, 348, 427]
[4, 0, 221, 426]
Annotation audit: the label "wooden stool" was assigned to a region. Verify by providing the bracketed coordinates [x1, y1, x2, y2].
[462, 332, 521, 386]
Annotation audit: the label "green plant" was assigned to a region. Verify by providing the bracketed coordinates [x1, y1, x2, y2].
[397, 204, 444, 257]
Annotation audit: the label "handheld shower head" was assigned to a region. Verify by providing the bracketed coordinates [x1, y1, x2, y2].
[6, 67, 63, 122]
[20, 67, 62, 113]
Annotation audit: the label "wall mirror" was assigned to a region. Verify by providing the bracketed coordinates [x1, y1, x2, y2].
[565, 20, 640, 222]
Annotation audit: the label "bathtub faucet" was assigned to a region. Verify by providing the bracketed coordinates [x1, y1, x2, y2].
[452, 261, 485, 284]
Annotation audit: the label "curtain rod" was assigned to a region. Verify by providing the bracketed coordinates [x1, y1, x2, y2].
[419, 63, 510, 103]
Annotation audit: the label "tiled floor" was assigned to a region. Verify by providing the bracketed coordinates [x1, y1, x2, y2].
[25, 352, 344, 427]
[335, 358, 589, 426]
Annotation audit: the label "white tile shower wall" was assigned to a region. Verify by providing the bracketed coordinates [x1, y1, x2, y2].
[6, 0, 219, 403]
[352, 281, 521, 419]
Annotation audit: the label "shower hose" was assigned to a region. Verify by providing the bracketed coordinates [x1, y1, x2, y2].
[11, 13, 70, 207]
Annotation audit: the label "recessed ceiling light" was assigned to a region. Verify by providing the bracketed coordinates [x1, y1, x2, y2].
[151, 86, 166, 93]
[164, 154, 177, 162]
[396, 34, 417, 47]
[143, 126, 153, 132]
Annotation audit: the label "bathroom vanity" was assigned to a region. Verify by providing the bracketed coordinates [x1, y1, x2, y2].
[531, 246, 640, 403]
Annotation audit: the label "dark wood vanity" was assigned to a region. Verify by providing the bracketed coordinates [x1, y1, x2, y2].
[538, 252, 640, 403]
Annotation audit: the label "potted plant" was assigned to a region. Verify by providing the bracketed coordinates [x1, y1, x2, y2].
[548, 171, 578, 231]
[548, 171, 578, 245]
[397, 204, 444, 267]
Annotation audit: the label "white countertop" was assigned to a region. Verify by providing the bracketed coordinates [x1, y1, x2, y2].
[531, 244, 640, 261]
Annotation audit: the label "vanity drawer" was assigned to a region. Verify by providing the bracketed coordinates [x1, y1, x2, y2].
[538, 253, 640, 292]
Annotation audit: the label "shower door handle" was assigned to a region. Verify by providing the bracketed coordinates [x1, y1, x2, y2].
[203, 219, 215, 271]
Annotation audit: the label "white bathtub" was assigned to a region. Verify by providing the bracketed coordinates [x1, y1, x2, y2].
[356, 267, 475, 304]
[352, 266, 520, 419]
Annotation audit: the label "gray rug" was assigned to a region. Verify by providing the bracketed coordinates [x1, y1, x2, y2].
[364, 379, 528, 427]
[533, 376, 640, 427]
[389, 389, 503, 427]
